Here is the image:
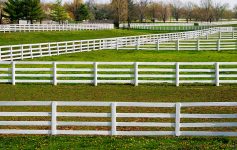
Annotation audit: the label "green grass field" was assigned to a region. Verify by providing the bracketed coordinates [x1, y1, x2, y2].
[0, 136, 236, 150]
[1, 29, 237, 149]
[0, 29, 173, 46]
[1, 84, 236, 101]
[28, 50, 237, 62]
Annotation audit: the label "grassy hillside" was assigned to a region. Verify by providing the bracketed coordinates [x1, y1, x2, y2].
[0, 29, 173, 46]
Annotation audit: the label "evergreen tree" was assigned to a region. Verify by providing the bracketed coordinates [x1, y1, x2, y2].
[50, 0, 68, 23]
[75, 4, 89, 21]
[3, 0, 23, 23]
[22, 0, 43, 24]
[4, 0, 43, 24]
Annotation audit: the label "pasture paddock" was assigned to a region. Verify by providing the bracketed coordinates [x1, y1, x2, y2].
[0, 27, 226, 61]
[0, 24, 236, 148]
[0, 61, 237, 86]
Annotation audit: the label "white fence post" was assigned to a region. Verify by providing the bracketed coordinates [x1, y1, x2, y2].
[51, 101, 57, 135]
[48, 43, 51, 56]
[217, 39, 221, 51]
[39, 44, 42, 57]
[57, 43, 59, 55]
[156, 39, 160, 51]
[10, 46, 13, 61]
[53, 62, 57, 86]
[175, 103, 181, 137]
[176, 40, 180, 51]
[12, 61, 16, 85]
[30, 45, 33, 59]
[136, 37, 140, 50]
[232, 31, 235, 39]
[176, 63, 180, 87]
[111, 102, 117, 136]
[197, 39, 200, 51]
[73, 41, 75, 52]
[116, 38, 119, 50]
[134, 62, 139, 86]
[215, 62, 220, 86]
[219, 31, 222, 39]
[21, 45, 24, 60]
[94, 62, 98, 86]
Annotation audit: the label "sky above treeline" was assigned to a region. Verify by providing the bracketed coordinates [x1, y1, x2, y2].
[43, 0, 237, 8]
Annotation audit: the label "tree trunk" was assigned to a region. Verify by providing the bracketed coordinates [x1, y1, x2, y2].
[127, 16, 131, 30]
[0, 9, 2, 24]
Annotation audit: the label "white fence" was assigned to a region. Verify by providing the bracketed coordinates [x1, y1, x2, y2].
[130, 39, 237, 51]
[0, 28, 226, 61]
[121, 24, 212, 31]
[120, 23, 237, 31]
[0, 61, 237, 86]
[0, 24, 114, 33]
[121, 22, 237, 29]
[0, 101, 236, 136]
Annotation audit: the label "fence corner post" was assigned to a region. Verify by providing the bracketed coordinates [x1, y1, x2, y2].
[111, 102, 117, 136]
[215, 62, 220, 86]
[176, 62, 180, 87]
[175, 102, 181, 137]
[51, 101, 57, 135]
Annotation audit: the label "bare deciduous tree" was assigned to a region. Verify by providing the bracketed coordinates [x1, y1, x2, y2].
[213, 2, 228, 21]
[200, 0, 214, 23]
[182, 2, 194, 23]
[171, 0, 182, 21]
[111, 0, 128, 28]
[137, 0, 149, 22]
[234, 5, 237, 19]
[159, 2, 170, 23]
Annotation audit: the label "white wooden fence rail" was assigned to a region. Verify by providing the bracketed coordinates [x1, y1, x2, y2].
[121, 23, 237, 30]
[133, 39, 237, 51]
[121, 21, 237, 27]
[0, 101, 236, 136]
[0, 24, 114, 33]
[121, 24, 212, 31]
[0, 61, 237, 86]
[0, 28, 228, 61]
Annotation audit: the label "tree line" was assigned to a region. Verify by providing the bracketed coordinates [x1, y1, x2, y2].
[0, 0, 237, 27]
[112, 0, 237, 27]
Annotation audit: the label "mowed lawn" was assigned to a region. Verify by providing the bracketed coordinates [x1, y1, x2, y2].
[28, 50, 237, 62]
[1, 50, 237, 101]
[0, 136, 236, 150]
[1, 30, 237, 149]
[0, 29, 172, 46]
